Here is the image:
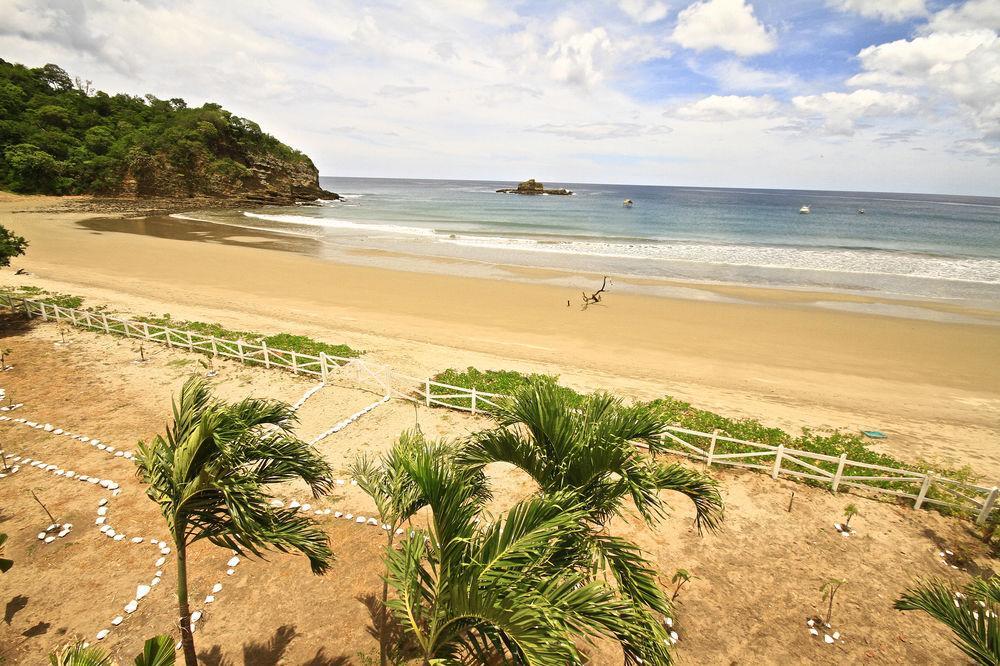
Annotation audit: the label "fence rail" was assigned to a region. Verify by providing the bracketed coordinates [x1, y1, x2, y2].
[5, 294, 997, 523]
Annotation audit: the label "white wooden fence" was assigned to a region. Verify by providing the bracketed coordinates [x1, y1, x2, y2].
[4, 294, 997, 524]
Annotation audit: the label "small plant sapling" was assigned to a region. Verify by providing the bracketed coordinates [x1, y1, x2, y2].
[199, 357, 217, 378]
[843, 504, 859, 530]
[670, 568, 698, 603]
[30, 489, 57, 524]
[821, 578, 847, 626]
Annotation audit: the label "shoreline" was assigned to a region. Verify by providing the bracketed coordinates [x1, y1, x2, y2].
[97, 210, 1000, 327]
[2, 193, 998, 478]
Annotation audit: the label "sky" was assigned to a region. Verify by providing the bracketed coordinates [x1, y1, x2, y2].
[1, 0, 999, 196]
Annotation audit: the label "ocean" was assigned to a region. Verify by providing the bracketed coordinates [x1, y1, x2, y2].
[178, 177, 1000, 310]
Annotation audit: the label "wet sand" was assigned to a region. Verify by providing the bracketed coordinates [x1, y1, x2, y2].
[1, 194, 998, 478]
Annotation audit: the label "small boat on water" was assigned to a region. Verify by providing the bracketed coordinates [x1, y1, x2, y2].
[623, 199, 634, 208]
[799, 205, 811, 214]
[857, 208, 865, 215]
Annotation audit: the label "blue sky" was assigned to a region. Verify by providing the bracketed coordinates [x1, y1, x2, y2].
[2, 0, 998, 195]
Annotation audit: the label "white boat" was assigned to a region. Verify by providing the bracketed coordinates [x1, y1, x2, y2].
[623, 199, 634, 208]
[799, 205, 811, 214]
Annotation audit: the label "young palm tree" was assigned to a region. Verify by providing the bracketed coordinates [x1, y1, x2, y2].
[350, 430, 489, 666]
[49, 635, 175, 666]
[136, 377, 334, 666]
[386, 440, 673, 665]
[457, 382, 723, 659]
[896, 576, 1000, 665]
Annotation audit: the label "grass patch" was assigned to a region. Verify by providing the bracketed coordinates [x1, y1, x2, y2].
[1, 285, 85, 309]
[428, 367, 976, 510]
[429, 367, 584, 408]
[0, 286, 362, 362]
[133, 314, 361, 361]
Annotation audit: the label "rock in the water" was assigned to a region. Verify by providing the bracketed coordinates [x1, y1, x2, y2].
[496, 179, 572, 196]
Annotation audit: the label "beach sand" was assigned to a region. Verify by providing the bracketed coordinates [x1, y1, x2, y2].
[1, 193, 998, 479]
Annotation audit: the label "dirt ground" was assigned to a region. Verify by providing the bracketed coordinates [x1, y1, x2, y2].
[0, 316, 992, 664]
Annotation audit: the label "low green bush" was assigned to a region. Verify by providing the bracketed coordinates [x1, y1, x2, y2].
[429, 367, 975, 508]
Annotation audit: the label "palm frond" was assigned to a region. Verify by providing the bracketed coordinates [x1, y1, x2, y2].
[896, 578, 1000, 665]
[651, 462, 724, 534]
[48, 643, 114, 666]
[134, 635, 176, 666]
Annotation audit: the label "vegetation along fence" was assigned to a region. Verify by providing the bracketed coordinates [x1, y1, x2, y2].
[5, 294, 997, 524]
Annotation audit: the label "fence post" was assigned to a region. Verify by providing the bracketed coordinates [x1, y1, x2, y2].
[771, 444, 784, 480]
[186, 331, 194, 352]
[291, 351, 298, 374]
[977, 487, 999, 526]
[320, 353, 329, 382]
[211, 338, 218, 357]
[914, 474, 933, 510]
[69, 308, 77, 327]
[22, 298, 30, 317]
[40, 302, 48, 321]
[425, 379, 431, 407]
[706, 429, 718, 466]
[237, 340, 245, 363]
[831, 453, 847, 492]
[142, 322, 150, 340]
[262, 340, 271, 368]
[471, 388, 478, 414]
[102, 313, 110, 334]
[165, 327, 172, 348]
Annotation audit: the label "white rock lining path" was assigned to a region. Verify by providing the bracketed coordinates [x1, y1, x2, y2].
[0, 400, 397, 649]
[309, 395, 390, 445]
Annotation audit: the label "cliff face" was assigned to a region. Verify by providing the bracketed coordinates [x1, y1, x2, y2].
[120, 151, 337, 204]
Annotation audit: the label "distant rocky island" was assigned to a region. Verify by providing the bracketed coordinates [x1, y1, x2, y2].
[496, 179, 572, 196]
[0, 59, 336, 205]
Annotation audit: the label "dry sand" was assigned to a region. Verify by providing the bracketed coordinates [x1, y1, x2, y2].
[0, 315, 992, 664]
[0, 194, 997, 480]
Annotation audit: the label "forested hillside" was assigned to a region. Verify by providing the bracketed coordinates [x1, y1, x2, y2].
[0, 60, 334, 202]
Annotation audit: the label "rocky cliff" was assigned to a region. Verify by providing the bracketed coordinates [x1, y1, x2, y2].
[120, 150, 338, 204]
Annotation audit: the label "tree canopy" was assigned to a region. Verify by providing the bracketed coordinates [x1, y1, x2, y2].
[0, 59, 313, 196]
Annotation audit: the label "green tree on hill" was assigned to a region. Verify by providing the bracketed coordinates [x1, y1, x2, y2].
[0, 59, 320, 198]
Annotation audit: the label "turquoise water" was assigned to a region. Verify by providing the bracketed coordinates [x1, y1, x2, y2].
[183, 177, 1000, 308]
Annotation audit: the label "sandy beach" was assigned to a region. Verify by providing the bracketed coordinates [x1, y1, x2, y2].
[1, 193, 998, 478]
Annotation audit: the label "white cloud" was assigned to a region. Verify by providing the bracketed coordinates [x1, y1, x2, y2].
[924, 0, 1000, 33]
[829, 0, 926, 22]
[849, 30, 1000, 140]
[792, 89, 919, 135]
[672, 0, 776, 56]
[707, 59, 800, 91]
[546, 25, 615, 87]
[528, 122, 673, 139]
[620, 0, 669, 23]
[673, 94, 779, 120]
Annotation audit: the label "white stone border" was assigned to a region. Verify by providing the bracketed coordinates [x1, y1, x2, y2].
[309, 396, 390, 445]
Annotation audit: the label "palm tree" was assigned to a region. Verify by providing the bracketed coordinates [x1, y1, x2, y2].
[457, 382, 724, 659]
[896, 576, 1000, 665]
[350, 430, 489, 666]
[385, 439, 673, 665]
[50, 635, 174, 666]
[135, 377, 334, 666]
